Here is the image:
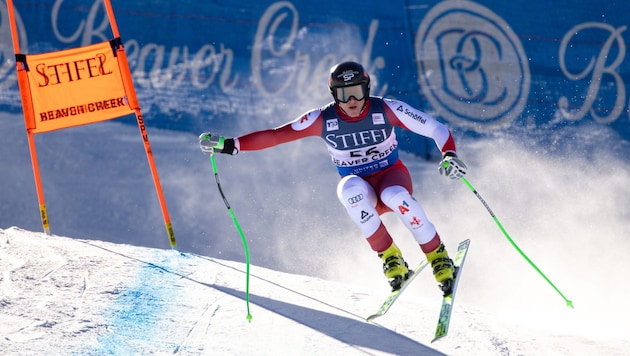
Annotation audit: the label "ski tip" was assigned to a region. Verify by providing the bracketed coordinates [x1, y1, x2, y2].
[366, 315, 379, 322]
[458, 239, 471, 247]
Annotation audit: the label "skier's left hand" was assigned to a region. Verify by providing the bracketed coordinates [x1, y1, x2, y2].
[439, 152, 467, 179]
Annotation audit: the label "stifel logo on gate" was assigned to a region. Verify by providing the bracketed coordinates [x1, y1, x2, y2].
[25, 41, 134, 133]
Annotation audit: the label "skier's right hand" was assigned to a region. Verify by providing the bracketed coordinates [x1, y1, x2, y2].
[199, 132, 238, 155]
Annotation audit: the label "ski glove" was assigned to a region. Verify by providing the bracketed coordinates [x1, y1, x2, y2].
[439, 152, 467, 179]
[199, 132, 238, 155]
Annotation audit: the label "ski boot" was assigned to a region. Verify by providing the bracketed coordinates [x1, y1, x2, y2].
[425, 243, 455, 296]
[378, 242, 411, 291]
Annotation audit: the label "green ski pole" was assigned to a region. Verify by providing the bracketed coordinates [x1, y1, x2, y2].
[210, 153, 253, 322]
[446, 162, 573, 308]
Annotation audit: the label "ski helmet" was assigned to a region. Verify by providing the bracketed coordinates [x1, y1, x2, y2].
[328, 61, 370, 103]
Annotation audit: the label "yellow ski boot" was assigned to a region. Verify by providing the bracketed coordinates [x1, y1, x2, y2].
[378, 242, 410, 291]
[425, 243, 455, 295]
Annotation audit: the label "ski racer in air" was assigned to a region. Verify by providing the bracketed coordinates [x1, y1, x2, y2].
[199, 61, 467, 294]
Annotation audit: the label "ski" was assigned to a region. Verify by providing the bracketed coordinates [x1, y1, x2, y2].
[432, 239, 471, 342]
[366, 261, 429, 322]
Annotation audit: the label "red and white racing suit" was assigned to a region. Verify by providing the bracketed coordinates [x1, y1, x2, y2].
[234, 97, 456, 254]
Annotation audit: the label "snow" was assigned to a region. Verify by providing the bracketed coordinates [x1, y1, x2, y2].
[1, 112, 630, 355]
[0, 226, 627, 355]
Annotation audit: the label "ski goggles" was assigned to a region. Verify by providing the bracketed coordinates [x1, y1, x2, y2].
[334, 84, 368, 103]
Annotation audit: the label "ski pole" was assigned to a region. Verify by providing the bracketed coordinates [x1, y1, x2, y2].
[209, 153, 253, 322]
[448, 164, 573, 308]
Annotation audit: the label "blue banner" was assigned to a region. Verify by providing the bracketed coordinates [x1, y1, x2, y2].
[2, 0, 629, 156]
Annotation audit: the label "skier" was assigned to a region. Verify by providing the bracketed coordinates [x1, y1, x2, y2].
[199, 61, 467, 294]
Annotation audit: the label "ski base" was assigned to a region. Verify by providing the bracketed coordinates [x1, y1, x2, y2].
[432, 239, 471, 342]
[366, 261, 428, 322]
